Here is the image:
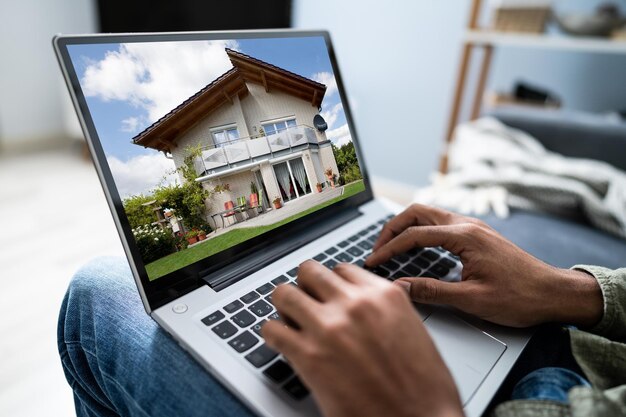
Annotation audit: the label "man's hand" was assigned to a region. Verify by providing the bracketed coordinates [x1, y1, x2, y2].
[263, 261, 464, 417]
[366, 204, 604, 328]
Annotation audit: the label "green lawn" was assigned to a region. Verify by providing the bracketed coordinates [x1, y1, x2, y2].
[146, 180, 365, 280]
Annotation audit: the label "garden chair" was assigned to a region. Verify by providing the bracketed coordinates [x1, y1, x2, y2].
[223, 201, 236, 226]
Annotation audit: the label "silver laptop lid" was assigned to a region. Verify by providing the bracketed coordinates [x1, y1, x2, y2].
[54, 30, 371, 312]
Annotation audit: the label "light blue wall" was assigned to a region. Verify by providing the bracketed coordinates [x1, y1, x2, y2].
[293, 0, 626, 186]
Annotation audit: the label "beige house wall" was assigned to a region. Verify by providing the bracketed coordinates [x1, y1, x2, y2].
[319, 145, 339, 180]
[201, 170, 256, 222]
[171, 95, 248, 171]
[240, 83, 327, 142]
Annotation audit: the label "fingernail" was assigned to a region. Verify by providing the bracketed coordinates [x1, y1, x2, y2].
[395, 280, 411, 293]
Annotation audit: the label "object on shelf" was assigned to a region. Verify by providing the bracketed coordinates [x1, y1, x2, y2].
[486, 81, 561, 110]
[612, 27, 626, 40]
[490, 0, 552, 33]
[486, 92, 561, 110]
[555, 3, 625, 37]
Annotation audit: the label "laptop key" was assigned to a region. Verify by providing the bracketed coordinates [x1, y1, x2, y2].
[212, 321, 237, 339]
[403, 263, 421, 276]
[245, 344, 278, 368]
[358, 229, 369, 237]
[367, 235, 378, 244]
[357, 240, 373, 250]
[348, 234, 360, 242]
[353, 258, 365, 267]
[224, 300, 244, 314]
[228, 331, 259, 353]
[265, 294, 273, 304]
[337, 240, 350, 248]
[241, 291, 260, 304]
[323, 259, 338, 269]
[395, 254, 410, 263]
[325, 247, 338, 255]
[313, 253, 327, 262]
[368, 225, 377, 231]
[271, 275, 289, 285]
[249, 299, 273, 317]
[347, 246, 364, 257]
[283, 376, 310, 400]
[268, 311, 281, 321]
[439, 257, 458, 269]
[272, 275, 289, 285]
[382, 259, 400, 271]
[286, 267, 299, 278]
[252, 320, 267, 337]
[335, 252, 353, 263]
[413, 257, 430, 269]
[422, 250, 440, 261]
[256, 282, 275, 295]
[232, 310, 256, 328]
[263, 359, 294, 383]
[429, 263, 450, 278]
[369, 266, 390, 278]
[201, 310, 224, 326]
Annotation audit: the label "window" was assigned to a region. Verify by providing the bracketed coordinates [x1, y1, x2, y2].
[212, 126, 240, 147]
[262, 118, 296, 136]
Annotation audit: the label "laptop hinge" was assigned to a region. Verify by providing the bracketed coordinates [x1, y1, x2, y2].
[202, 207, 362, 291]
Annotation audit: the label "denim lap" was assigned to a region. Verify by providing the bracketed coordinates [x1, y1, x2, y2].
[57, 257, 255, 417]
[511, 367, 591, 404]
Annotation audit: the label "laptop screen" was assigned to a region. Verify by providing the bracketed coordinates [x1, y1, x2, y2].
[62, 33, 368, 288]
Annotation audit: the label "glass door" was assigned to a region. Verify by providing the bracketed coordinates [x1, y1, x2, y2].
[272, 158, 311, 202]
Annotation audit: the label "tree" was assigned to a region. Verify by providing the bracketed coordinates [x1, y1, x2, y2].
[123, 194, 157, 229]
[332, 141, 362, 183]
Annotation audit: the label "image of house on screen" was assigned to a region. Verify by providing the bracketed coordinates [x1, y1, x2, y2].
[131, 48, 341, 228]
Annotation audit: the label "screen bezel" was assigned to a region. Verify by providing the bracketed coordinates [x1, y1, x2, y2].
[54, 30, 373, 312]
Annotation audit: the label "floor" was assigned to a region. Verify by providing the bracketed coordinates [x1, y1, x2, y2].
[0, 148, 125, 416]
[0, 147, 404, 416]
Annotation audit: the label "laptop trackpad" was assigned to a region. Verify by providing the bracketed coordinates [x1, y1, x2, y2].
[424, 312, 507, 405]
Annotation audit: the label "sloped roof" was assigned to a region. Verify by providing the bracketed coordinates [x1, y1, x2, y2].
[132, 49, 327, 152]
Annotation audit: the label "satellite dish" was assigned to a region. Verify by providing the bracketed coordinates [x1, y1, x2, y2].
[313, 114, 328, 132]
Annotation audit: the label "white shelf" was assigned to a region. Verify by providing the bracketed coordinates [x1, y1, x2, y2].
[465, 30, 626, 54]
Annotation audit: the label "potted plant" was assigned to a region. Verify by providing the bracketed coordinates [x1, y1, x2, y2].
[197, 229, 207, 241]
[316, 182, 323, 193]
[273, 196, 282, 209]
[324, 168, 335, 188]
[250, 181, 258, 205]
[185, 230, 199, 245]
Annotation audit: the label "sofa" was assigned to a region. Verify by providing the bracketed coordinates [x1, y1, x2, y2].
[478, 108, 626, 271]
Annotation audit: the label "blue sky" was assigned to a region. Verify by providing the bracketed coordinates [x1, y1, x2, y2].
[67, 36, 351, 197]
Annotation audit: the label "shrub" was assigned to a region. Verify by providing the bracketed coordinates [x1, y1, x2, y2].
[132, 225, 176, 263]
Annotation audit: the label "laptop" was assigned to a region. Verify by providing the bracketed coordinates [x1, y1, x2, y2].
[54, 30, 531, 417]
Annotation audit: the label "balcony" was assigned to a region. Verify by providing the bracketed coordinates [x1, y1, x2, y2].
[195, 125, 321, 175]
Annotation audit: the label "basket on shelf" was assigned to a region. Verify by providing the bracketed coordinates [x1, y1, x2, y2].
[492, 7, 551, 33]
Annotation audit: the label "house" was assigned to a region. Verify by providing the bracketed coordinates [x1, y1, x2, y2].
[132, 48, 340, 224]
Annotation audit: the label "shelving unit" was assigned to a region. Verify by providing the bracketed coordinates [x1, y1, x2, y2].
[440, 0, 626, 173]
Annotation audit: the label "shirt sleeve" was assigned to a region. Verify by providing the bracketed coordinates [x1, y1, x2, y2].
[571, 265, 626, 343]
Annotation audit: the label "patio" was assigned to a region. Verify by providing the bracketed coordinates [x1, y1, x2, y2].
[202, 186, 345, 240]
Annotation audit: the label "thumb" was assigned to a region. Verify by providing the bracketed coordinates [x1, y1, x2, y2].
[395, 278, 468, 307]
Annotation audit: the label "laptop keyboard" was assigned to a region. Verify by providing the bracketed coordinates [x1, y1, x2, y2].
[199, 214, 462, 401]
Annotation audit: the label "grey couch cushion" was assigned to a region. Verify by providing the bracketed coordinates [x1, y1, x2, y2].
[478, 209, 626, 270]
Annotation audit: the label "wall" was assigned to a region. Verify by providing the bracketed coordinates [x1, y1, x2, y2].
[293, 0, 626, 186]
[0, 0, 97, 150]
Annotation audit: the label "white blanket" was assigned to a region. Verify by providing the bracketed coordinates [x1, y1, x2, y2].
[414, 118, 626, 238]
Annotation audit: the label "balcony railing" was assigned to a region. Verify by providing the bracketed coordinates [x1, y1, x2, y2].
[195, 125, 320, 174]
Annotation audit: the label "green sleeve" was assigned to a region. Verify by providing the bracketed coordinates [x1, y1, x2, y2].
[571, 265, 626, 343]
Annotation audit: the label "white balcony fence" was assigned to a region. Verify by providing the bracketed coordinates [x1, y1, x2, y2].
[198, 125, 319, 172]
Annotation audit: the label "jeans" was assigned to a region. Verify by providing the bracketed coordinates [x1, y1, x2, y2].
[58, 257, 590, 416]
[57, 257, 254, 417]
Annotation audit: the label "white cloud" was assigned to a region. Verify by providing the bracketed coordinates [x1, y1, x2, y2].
[321, 102, 343, 130]
[120, 116, 142, 133]
[82, 40, 239, 123]
[311, 71, 338, 97]
[326, 123, 352, 147]
[108, 153, 178, 198]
